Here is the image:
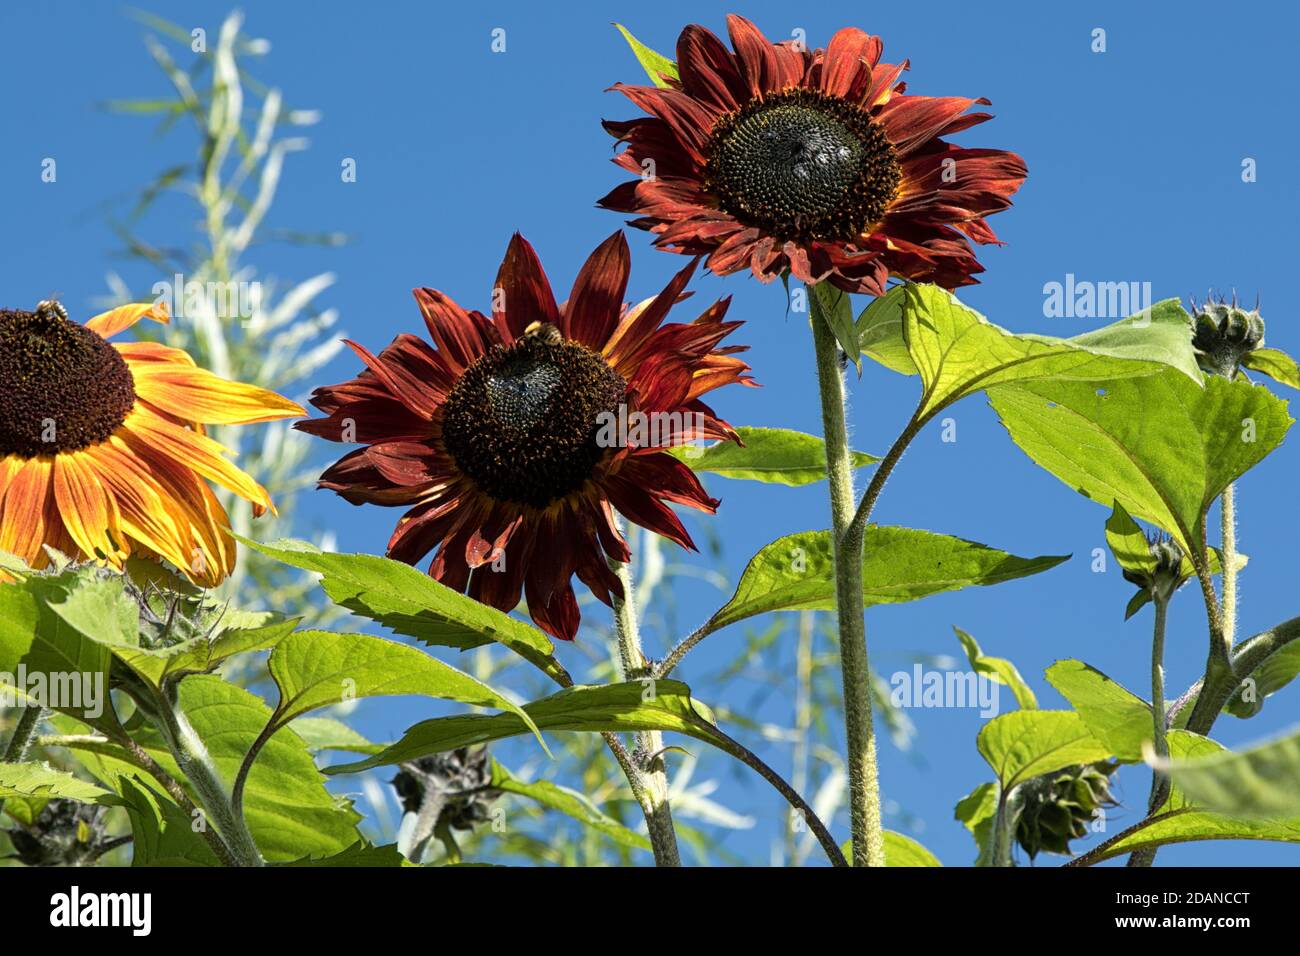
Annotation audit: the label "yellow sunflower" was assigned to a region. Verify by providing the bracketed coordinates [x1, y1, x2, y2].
[0, 299, 304, 585]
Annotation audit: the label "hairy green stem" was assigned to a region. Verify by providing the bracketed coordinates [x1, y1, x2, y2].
[1128, 595, 1171, 868]
[990, 786, 1024, 867]
[810, 302, 884, 867]
[1220, 483, 1238, 645]
[610, 557, 681, 867]
[156, 699, 263, 866]
[0, 706, 45, 819]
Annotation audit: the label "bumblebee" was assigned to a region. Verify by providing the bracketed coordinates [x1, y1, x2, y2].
[35, 298, 69, 322]
[522, 320, 562, 345]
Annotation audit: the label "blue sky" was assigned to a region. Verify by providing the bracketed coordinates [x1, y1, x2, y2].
[2, 0, 1298, 865]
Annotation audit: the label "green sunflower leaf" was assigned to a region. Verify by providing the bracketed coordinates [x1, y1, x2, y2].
[1242, 347, 1300, 389]
[117, 776, 221, 867]
[614, 24, 678, 87]
[954, 781, 999, 865]
[810, 282, 862, 373]
[953, 627, 1038, 710]
[857, 284, 1203, 418]
[490, 759, 651, 852]
[1087, 732, 1300, 862]
[841, 830, 942, 866]
[666, 426, 878, 486]
[0, 569, 119, 732]
[977, 710, 1111, 792]
[289, 717, 383, 755]
[1044, 660, 1152, 762]
[66, 677, 364, 863]
[990, 370, 1292, 555]
[239, 538, 568, 686]
[705, 527, 1068, 633]
[264, 629, 546, 754]
[1152, 726, 1300, 818]
[0, 762, 115, 804]
[323, 681, 723, 775]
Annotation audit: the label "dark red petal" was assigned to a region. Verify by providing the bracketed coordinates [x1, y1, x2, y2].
[493, 233, 561, 341]
[604, 474, 697, 552]
[411, 288, 489, 372]
[565, 231, 631, 349]
[526, 577, 580, 641]
[821, 27, 881, 97]
[676, 23, 746, 113]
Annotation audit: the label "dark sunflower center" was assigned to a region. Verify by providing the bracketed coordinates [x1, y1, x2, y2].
[440, 333, 626, 508]
[704, 88, 902, 243]
[0, 307, 136, 458]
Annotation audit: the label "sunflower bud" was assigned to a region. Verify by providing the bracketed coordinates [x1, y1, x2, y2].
[7, 799, 111, 867]
[1190, 294, 1265, 377]
[392, 747, 497, 831]
[126, 579, 222, 650]
[1121, 533, 1187, 603]
[1015, 761, 1118, 859]
[1013, 764, 1118, 858]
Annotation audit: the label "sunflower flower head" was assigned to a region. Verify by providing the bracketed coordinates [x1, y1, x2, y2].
[0, 300, 303, 586]
[600, 15, 1028, 294]
[299, 231, 754, 640]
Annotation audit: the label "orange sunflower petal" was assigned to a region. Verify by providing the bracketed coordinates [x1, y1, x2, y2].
[51, 453, 128, 565]
[85, 302, 170, 339]
[120, 408, 276, 516]
[0, 457, 54, 565]
[130, 362, 306, 425]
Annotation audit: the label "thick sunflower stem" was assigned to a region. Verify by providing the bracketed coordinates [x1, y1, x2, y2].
[610, 556, 681, 867]
[156, 699, 264, 867]
[1221, 483, 1239, 645]
[810, 303, 885, 867]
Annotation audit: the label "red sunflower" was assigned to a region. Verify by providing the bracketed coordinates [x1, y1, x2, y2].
[299, 231, 753, 641]
[599, 15, 1027, 294]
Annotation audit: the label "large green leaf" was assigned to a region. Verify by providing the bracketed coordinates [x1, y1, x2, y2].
[324, 681, 722, 775]
[1045, 660, 1152, 762]
[666, 426, 877, 486]
[491, 759, 650, 852]
[614, 23, 678, 86]
[278, 842, 408, 867]
[953, 627, 1038, 710]
[67, 677, 364, 862]
[707, 527, 1068, 632]
[977, 710, 1111, 791]
[990, 370, 1292, 554]
[241, 538, 565, 684]
[0, 762, 114, 804]
[0, 570, 118, 731]
[265, 629, 544, 752]
[116, 776, 221, 867]
[1087, 732, 1300, 861]
[1154, 725, 1300, 818]
[859, 284, 1202, 420]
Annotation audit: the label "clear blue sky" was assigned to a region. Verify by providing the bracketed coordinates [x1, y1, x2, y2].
[2, 0, 1297, 865]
